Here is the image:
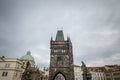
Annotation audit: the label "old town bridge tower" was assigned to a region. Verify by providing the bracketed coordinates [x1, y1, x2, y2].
[49, 30, 74, 80]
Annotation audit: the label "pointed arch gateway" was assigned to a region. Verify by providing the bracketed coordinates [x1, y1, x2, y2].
[54, 73, 66, 80]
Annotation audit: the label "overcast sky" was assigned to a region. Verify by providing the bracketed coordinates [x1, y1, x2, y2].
[0, 0, 120, 69]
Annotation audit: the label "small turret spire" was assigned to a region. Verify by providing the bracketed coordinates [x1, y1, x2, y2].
[51, 36, 53, 41]
[67, 33, 71, 41]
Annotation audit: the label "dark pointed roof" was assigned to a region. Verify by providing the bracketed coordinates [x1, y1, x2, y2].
[55, 30, 64, 41]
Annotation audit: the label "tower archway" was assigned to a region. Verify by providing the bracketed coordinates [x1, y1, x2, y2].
[54, 73, 66, 80]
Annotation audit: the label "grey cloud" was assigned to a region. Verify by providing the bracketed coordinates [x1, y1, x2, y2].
[0, 0, 120, 68]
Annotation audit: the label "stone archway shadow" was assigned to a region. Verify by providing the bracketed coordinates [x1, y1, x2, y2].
[53, 72, 66, 80]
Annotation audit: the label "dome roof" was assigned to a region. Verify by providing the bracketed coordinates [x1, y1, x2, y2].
[21, 51, 34, 61]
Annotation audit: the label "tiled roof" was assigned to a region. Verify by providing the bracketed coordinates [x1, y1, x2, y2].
[87, 67, 106, 72]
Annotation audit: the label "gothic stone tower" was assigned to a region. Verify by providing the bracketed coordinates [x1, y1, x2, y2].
[49, 30, 74, 80]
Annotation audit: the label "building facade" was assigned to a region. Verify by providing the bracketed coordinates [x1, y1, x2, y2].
[0, 51, 43, 80]
[74, 65, 82, 80]
[49, 30, 75, 80]
[87, 67, 106, 80]
[104, 65, 120, 80]
[0, 57, 23, 80]
[42, 68, 49, 80]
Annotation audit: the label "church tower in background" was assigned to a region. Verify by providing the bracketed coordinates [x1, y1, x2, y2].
[49, 30, 74, 80]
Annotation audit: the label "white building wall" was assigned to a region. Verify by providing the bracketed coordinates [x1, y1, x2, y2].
[90, 71, 105, 80]
[74, 65, 83, 80]
[0, 58, 23, 80]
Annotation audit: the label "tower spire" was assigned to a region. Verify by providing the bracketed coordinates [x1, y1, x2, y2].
[55, 30, 64, 41]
